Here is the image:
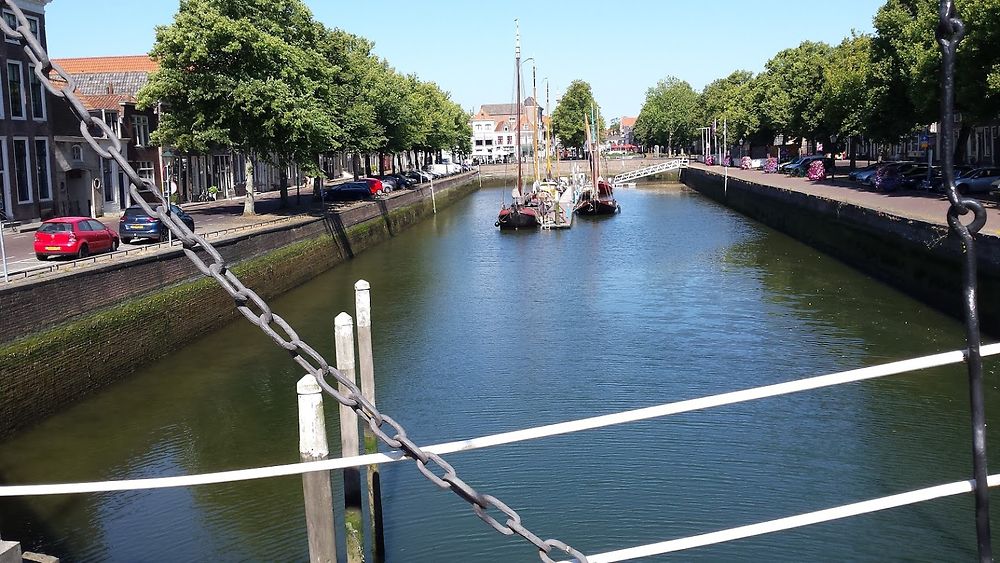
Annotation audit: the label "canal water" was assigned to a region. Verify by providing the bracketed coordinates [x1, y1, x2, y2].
[2, 179, 999, 562]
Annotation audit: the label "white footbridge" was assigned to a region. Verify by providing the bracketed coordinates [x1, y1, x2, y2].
[612, 158, 689, 186]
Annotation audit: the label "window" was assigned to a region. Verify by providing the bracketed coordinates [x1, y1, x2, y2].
[71, 144, 83, 161]
[485, 139, 493, 146]
[35, 139, 50, 200]
[475, 140, 483, 146]
[103, 110, 119, 136]
[76, 220, 92, 232]
[86, 220, 105, 232]
[7, 61, 25, 119]
[3, 11, 37, 43]
[507, 136, 513, 144]
[497, 136, 502, 145]
[12, 138, 31, 203]
[27, 64, 43, 120]
[135, 161, 154, 180]
[132, 115, 150, 146]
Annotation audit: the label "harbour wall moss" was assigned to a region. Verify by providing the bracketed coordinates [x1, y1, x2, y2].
[0, 175, 479, 438]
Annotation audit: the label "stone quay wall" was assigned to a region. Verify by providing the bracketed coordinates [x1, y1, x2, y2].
[681, 167, 1000, 334]
[0, 173, 478, 437]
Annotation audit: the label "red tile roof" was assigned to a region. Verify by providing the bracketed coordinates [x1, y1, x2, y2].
[52, 55, 158, 74]
[78, 93, 133, 110]
[621, 116, 637, 128]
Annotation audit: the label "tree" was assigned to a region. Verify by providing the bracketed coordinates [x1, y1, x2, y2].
[140, 0, 340, 214]
[700, 70, 759, 152]
[873, 0, 1000, 160]
[551, 80, 603, 153]
[608, 117, 621, 137]
[633, 76, 700, 155]
[756, 41, 833, 147]
[821, 34, 878, 167]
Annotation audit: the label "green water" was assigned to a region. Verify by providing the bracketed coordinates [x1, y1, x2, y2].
[2, 180, 999, 561]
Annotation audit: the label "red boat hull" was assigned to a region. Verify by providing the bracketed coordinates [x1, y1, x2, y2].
[497, 206, 541, 229]
[574, 198, 619, 216]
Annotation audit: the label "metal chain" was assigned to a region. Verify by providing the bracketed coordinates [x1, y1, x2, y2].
[0, 3, 587, 561]
[936, 2, 992, 562]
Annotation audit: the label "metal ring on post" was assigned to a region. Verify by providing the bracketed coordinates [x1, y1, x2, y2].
[947, 199, 987, 236]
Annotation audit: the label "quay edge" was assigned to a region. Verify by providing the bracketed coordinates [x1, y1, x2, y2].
[681, 166, 1000, 335]
[0, 174, 480, 439]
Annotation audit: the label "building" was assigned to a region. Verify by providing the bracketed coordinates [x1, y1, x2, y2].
[620, 116, 637, 146]
[0, 0, 57, 225]
[470, 97, 545, 164]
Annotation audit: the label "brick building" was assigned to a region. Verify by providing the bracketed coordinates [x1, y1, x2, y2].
[0, 0, 57, 225]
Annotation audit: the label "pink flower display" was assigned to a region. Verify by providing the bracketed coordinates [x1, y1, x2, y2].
[764, 157, 778, 173]
[741, 156, 752, 170]
[807, 160, 826, 181]
[705, 155, 715, 166]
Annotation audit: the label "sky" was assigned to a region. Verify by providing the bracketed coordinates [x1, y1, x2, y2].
[44, 0, 886, 120]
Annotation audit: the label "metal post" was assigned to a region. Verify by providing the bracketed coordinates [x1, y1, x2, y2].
[430, 176, 437, 214]
[298, 374, 338, 563]
[0, 223, 8, 283]
[334, 313, 364, 563]
[355, 281, 385, 562]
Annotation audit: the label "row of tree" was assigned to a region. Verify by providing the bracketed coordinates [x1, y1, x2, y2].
[633, 0, 1000, 164]
[136, 0, 472, 212]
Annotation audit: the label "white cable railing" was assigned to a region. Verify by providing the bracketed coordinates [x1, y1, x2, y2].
[2, 343, 996, 499]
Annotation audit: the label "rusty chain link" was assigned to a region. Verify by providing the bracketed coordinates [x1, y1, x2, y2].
[936, 2, 992, 562]
[0, 3, 588, 561]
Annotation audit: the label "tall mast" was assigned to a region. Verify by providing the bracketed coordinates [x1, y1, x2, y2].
[545, 80, 552, 179]
[532, 64, 540, 185]
[514, 19, 522, 197]
[595, 105, 602, 181]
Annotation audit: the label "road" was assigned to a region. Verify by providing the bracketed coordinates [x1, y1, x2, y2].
[0, 186, 320, 275]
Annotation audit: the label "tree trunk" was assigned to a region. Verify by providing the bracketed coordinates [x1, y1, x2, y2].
[279, 159, 288, 208]
[243, 155, 255, 216]
[849, 136, 857, 171]
[955, 122, 972, 164]
[352, 153, 360, 180]
[378, 152, 385, 176]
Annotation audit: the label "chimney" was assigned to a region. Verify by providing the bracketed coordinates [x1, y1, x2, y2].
[106, 82, 114, 95]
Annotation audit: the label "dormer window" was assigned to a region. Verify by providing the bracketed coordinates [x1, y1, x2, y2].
[71, 144, 83, 161]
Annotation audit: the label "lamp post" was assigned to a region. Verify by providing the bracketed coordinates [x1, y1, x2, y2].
[830, 134, 839, 179]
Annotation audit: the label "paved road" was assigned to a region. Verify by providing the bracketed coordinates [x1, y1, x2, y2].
[688, 162, 1000, 237]
[0, 186, 322, 275]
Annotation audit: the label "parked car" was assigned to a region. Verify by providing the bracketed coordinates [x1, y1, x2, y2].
[359, 177, 388, 196]
[376, 175, 399, 192]
[784, 155, 832, 177]
[848, 163, 879, 182]
[403, 170, 429, 184]
[119, 204, 194, 244]
[954, 167, 1000, 195]
[386, 173, 415, 188]
[874, 162, 925, 192]
[862, 161, 914, 187]
[896, 164, 932, 190]
[34, 217, 120, 259]
[322, 182, 373, 202]
[777, 156, 806, 173]
[918, 165, 975, 192]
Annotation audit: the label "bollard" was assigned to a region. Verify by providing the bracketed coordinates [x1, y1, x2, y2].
[355, 281, 385, 562]
[0, 537, 21, 563]
[297, 374, 338, 563]
[334, 313, 364, 563]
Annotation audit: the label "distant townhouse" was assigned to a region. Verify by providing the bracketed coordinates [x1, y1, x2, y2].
[620, 116, 637, 146]
[470, 97, 545, 164]
[0, 0, 57, 225]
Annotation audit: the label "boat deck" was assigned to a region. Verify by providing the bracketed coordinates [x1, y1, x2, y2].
[540, 186, 575, 229]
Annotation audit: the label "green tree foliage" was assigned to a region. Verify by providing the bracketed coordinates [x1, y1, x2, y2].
[552, 80, 603, 151]
[633, 76, 701, 154]
[822, 34, 878, 158]
[139, 0, 340, 212]
[756, 41, 833, 142]
[700, 70, 759, 146]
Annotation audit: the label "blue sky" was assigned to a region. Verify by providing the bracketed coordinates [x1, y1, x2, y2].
[45, 0, 885, 120]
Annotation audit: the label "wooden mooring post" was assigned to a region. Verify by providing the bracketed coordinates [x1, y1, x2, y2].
[334, 313, 364, 563]
[355, 281, 385, 562]
[297, 374, 337, 563]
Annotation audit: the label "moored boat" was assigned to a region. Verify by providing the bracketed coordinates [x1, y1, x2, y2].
[497, 21, 540, 231]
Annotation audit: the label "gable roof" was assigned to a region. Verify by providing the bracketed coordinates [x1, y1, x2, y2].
[77, 93, 132, 111]
[53, 55, 159, 74]
[478, 98, 539, 117]
[621, 116, 637, 128]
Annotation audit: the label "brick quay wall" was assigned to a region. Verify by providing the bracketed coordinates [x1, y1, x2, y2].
[681, 167, 1000, 334]
[0, 173, 479, 438]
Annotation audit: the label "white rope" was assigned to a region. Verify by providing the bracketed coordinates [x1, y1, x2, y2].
[1, 343, 996, 497]
[575, 474, 1000, 562]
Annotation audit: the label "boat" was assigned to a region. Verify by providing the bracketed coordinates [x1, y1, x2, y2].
[574, 109, 619, 216]
[496, 21, 541, 231]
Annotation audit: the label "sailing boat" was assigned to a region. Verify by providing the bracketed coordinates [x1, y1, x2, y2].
[496, 21, 541, 230]
[574, 107, 619, 216]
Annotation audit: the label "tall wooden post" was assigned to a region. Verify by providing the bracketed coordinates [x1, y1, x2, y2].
[334, 313, 364, 563]
[297, 374, 337, 563]
[355, 281, 385, 562]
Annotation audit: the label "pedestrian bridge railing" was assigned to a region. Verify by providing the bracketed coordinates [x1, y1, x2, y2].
[3, 342, 999, 562]
[611, 158, 689, 185]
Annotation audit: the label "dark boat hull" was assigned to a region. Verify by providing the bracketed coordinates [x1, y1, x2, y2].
[574, 198, 619, 216]
[497, 206, 541, 229]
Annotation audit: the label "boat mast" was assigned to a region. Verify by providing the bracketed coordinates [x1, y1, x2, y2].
[595, 105, 603, 182]
[532, 65, 540, 185]
[515, 20, 523, 198]
[545, 80, 552, 180]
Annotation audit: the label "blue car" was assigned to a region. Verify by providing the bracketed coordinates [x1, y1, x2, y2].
[119, 204, 194, 244]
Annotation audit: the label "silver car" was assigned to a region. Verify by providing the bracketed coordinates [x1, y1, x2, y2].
[955, 167, 1000, 195]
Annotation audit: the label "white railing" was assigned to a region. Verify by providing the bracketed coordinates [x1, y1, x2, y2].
[2, 343, 998, 561]
[612, 158, 689, 184]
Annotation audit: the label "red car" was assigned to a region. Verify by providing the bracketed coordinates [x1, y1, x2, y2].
[360, 177, 387, 196]
[33, 217, 120, 260]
